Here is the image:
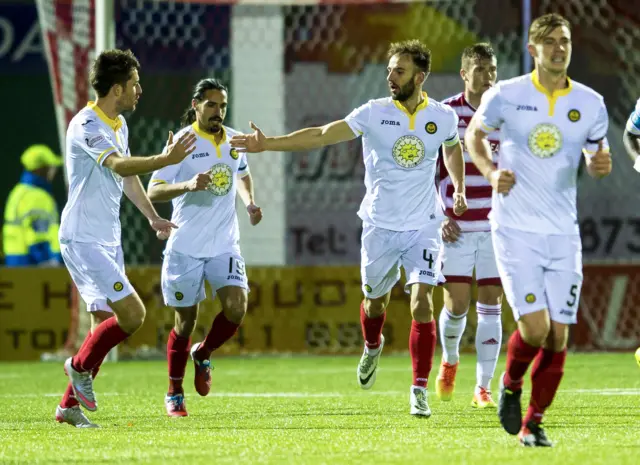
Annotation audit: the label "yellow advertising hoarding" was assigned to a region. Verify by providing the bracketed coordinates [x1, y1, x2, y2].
[0, 267, 515, 361]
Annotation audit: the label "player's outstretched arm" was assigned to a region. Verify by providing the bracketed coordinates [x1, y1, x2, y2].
[123, 176, 177, 236]
[230, 120, 357, 153]
[237, 173, 262, 226]
[104, 131, 197, 177]
[466, 118, 515, 194]
[442, 141, 468, 216]
[147, 172, 211, 203]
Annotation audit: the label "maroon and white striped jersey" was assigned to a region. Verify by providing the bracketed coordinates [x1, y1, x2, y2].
[437, 92, 500, 232]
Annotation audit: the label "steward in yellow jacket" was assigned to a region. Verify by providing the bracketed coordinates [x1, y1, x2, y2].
[3, 145, 64, 266]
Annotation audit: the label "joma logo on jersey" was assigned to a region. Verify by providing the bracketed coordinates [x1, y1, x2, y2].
[381, 120, 400, 126]
[517, 105, 538, 111]
[192, 152, 209, 159]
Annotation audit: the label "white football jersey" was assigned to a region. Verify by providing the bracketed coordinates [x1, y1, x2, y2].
[475, 71, 609, 235]
[345, 92, 459, 231]
[149, 122, 249, 258]
[60, 102, 130, 246]
[625, 97, 640, 135]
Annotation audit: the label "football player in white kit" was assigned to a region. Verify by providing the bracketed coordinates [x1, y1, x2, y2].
[466, 14, 612, 446]
[56, 49, 197, 427]
[147, 79, 262, 417]
[231, 40, 467, 417]
[435, 43, 503, 409]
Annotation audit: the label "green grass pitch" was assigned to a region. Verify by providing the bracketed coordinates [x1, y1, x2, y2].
[0, 353, 638, 464]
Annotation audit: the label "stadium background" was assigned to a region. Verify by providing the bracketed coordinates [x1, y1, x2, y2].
[0, 0, 638, 360]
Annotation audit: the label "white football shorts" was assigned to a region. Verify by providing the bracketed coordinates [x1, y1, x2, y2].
[161, 250, 249, 307]
[360, 220, 443, 299]
[492, 225, 583, 325]
[60, 241, 134, 312]
[440, 230, 501, 286]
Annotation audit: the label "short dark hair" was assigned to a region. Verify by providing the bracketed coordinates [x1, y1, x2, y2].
[387, 39, 431, 74]
[90, 49, 140, 98]
[461, 43, 496, 69]
[529, 13, 571, 44]
[181, 78, 228, 126]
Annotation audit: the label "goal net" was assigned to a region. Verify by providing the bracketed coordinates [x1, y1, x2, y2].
[35, 0, 640, 354]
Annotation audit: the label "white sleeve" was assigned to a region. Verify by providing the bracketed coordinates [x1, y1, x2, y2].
[238, 153, 250, 178]
[625, 98, 640, 136]
[149, 162, 181, 187]
[474, 85, 503, 132]
[442, 110, 460, 147]
[344, 101, 371, 136]
[584, 99, 609, 155]
[75, 120, 121, 165]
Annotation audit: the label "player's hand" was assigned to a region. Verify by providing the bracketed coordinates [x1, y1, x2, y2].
[247, 203, 263, 226]
[165, 130, 197, 164]
[588, 140, 612, 177]
[187, 172, 211, 192]
[452, 192, 468, 216]
[229, 122, 267, 153]
[149, 216, 178, 240]
[441, 217, 462, 243]
[489, 169, 516, 194]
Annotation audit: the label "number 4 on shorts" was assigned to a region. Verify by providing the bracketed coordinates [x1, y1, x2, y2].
[422, 250, 434, 269]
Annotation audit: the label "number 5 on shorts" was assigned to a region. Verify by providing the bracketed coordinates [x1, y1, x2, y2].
[229, 257, 245, 276]
[566, 284, 578, 307]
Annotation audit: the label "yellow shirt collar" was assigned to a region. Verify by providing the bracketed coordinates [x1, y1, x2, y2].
[87, 101, 123, 132]
[530, 70, 572, 98]
[392, 91, 429, 131]
[192, 121, 226, 147]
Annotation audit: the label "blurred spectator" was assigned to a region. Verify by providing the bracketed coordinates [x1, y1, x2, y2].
[3, 145, 64, 266]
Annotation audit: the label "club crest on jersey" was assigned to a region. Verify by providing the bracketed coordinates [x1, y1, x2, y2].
[230, 148, 239, 160]
[528, 123, 562, 158]
[425, 122, 437, 134]
[114, 282, 124, 292]
[207, 163, 233, 196]
[364, 284, 373, 293]
[525, 293, 536, 304]
[568, 109, 581, 122]
[175, 292, 184, 301]
[392, 135, 425, 169]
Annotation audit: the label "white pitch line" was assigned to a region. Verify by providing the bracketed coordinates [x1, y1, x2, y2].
[1, 388, 639, 399]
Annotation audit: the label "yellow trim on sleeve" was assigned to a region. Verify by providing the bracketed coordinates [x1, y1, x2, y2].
[531, 70, 572, 116]
[97, 148, 117, 164]
[480, 123, 497, 133]
[392, 91, 429, 131]
[192, 122, 225, 158]
[442, 134, 460, 147]
[150, 179, 168, 185]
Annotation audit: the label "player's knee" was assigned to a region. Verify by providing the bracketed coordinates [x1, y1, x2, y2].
[221, 294, 247, 324]
[410, 294, 434, 322]
[174, 307, 198, 336]
[476, 286, 503, 307]
[519, 320, 550, 346]
[447, 297, 469, 315]
[119, 306, 146, 334]
[545, 324, 569, 351]
[363, 297, 387, 317]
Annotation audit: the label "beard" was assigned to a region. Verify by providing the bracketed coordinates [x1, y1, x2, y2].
[392, 78, 416, 102]
[202, 116, 223, 134]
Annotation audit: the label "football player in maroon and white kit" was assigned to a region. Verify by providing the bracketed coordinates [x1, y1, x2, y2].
[435, 43, 502, 408]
